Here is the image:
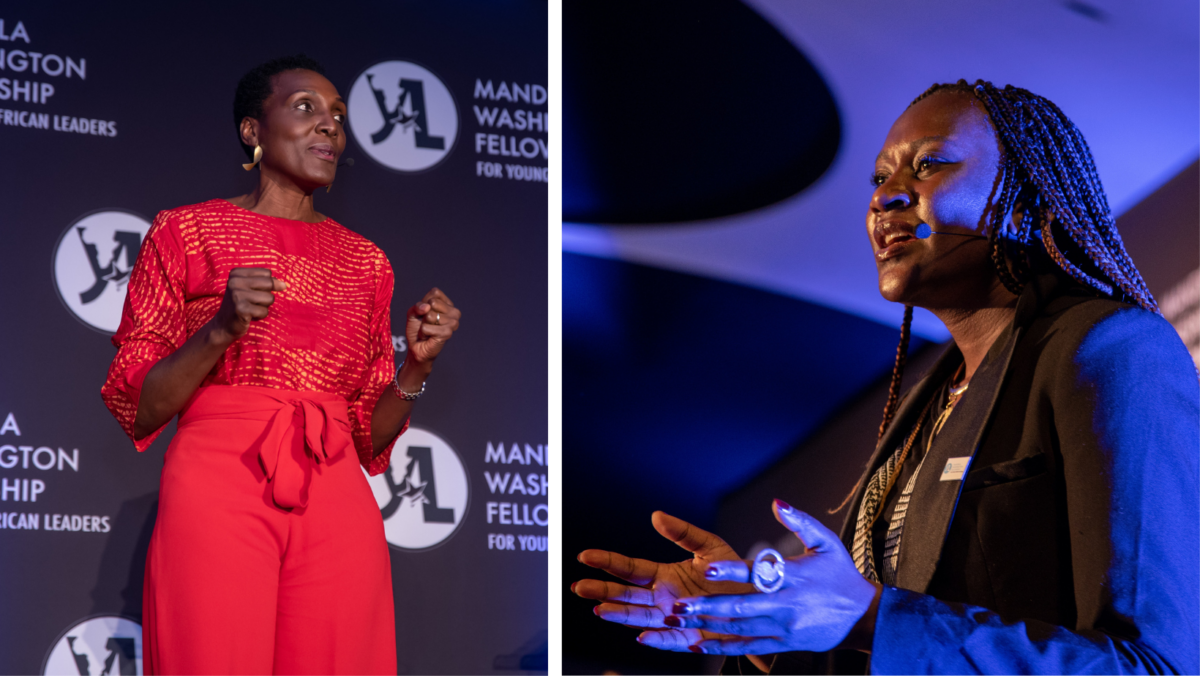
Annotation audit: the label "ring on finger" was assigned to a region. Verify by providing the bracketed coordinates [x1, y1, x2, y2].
[435, 311, 441, 325]
[751, 547, 786, 593]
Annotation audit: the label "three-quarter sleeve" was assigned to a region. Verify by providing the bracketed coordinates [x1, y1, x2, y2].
[348, 249, 403, 475]
[100, 211, 188, 451]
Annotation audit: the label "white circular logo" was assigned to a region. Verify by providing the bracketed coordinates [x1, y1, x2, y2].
[53, 210, 151, 334]
[347, 60, 458, 172]
[365, 426, 469, 550]
[44, 615, 142, 675]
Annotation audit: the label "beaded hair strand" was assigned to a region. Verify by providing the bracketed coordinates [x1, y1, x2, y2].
[878, 305, 914, 442]
[830, 304, 913, 515]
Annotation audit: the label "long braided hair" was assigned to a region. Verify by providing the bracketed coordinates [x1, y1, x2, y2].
[834, 80, 1159, 514]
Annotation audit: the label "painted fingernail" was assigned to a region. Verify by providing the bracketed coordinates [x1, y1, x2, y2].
[592, 606, 602, 617]
[570, 582, 577, 594]
[705, 566, 720, 579]
[672, 602, 691, 615]
[688, 645, 706, 654]
[774, 498, 794, 512]
[636, 634, 645, 644]
[664, 615, 681, 627]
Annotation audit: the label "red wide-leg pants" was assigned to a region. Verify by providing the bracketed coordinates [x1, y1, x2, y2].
[143, 385, 396, 675]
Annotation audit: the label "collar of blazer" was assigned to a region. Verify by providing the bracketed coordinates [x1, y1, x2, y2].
[836, 270, 1069, 593]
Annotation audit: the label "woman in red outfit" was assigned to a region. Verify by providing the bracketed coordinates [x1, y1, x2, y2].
[100, 55, 461, 674]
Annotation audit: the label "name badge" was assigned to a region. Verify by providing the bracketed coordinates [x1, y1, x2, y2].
[940, 457, 971, 482]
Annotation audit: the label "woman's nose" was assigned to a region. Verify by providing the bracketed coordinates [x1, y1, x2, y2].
[871, 177, 912, 213]
[317, 113, 338, 136]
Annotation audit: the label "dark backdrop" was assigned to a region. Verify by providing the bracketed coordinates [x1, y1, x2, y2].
[0, 2, 547, 674]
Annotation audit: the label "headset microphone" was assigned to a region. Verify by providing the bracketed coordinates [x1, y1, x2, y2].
[914, 223, 988, 240]
[337, 157, 355, 167]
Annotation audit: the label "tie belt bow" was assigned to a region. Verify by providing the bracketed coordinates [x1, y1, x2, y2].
[178, 386, 354, 509]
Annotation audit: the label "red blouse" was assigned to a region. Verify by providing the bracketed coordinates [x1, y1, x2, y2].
[100, 199, 402, 475]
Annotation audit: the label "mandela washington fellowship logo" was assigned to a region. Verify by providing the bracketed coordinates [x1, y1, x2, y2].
[43, 615, 142, 675]
[52, 210, 151, 333]
[365, 426, 469, 550]
[346, 60, 458, 172]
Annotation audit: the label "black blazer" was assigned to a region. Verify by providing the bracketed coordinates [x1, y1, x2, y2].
[734, 272, 1200, 675]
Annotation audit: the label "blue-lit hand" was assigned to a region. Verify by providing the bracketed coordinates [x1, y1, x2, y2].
[667, 499, 881, 655]
[573, 511, 754, 652]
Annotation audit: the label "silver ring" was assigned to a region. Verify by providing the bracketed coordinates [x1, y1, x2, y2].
[751, 547, 786, 594]
[434, 312, 441, 325]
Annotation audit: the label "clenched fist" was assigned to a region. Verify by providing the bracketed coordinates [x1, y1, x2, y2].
[212, 267, 287, 342]
[405, 287, 461, 364]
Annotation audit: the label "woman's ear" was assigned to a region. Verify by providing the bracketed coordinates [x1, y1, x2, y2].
[239, 118, 259, 149]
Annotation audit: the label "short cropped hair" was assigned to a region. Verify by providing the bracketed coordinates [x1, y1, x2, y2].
[232, 54, 325, 158]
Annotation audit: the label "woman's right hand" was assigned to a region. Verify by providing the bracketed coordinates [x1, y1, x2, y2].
[573, 511, 754, 652]
[210, 267, 287, 342]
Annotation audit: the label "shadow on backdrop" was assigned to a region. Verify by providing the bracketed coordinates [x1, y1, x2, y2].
[88, 492, 157, 621]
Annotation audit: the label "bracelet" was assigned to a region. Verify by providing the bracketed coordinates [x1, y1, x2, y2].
[393, 364, 426, 401]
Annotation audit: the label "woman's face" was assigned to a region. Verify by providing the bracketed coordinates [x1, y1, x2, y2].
[242, 69, 347, 191]
[866, 91, 1008, 310]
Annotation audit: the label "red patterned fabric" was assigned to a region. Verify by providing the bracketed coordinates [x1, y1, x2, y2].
[101, 199, 401, 475]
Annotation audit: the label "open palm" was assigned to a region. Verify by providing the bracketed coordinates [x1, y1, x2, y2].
[574, 511, 754, 651]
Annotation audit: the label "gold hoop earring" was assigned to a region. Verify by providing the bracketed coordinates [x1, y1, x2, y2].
[242, 145, 262, 171]
[326, 182, 333, 193]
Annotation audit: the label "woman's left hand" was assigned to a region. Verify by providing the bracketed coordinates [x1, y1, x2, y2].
[667, 500, 881, 655]
[405, 287, 461, 364]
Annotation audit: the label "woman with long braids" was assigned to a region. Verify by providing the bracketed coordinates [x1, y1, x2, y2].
[573, 80, 1198, 673]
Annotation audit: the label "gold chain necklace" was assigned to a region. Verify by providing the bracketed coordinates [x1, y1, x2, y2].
[929, 364, 970, 445]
